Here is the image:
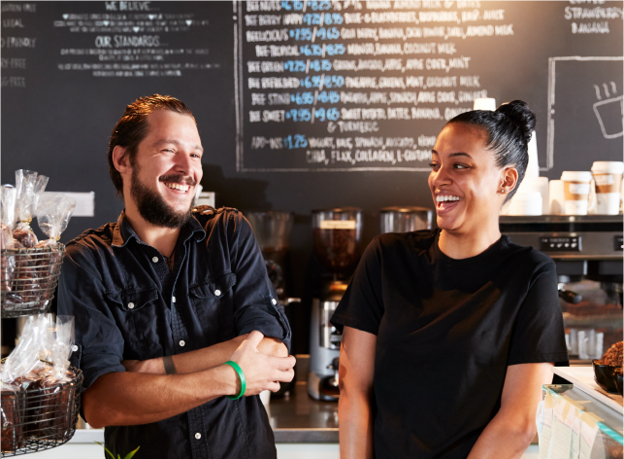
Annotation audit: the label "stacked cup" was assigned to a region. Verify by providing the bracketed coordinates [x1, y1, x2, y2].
[591, 161, 624, 215]
[561, 171, 593, 215]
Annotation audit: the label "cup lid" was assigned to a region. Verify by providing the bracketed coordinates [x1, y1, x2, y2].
[561, 171, 593, 182]
[591, 161, 624, 174]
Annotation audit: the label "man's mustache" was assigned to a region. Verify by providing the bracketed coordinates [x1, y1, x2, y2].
[159, 175, 197, 187]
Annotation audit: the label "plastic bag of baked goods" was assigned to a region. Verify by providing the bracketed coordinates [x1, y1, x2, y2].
[13, 170, 48, 249]
[1, 185, 19, 294]
[1, 314, 76, 386]
[30, 315, 77, 440]
[35, 193, 76, 248]
[1, 315, 78, 446]
[1, 315, 49, 386]
[6, 172, 50, 308]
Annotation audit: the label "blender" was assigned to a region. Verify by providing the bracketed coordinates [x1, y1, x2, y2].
[380, 206, 433, 233]
[308, 207, 363, 401]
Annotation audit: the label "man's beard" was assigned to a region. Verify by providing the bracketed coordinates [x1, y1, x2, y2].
[130, 169, 194, 229]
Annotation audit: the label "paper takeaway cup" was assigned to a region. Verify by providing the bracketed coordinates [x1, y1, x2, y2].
[549, 180, 565, 214]
[561, 171, 593, 215]
[591, 161, 624, 215]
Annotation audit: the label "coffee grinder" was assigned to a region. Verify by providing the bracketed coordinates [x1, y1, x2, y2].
[308, 207, 363, 401]
[380, 206, 433, 234]
[246, 211, 294, 303]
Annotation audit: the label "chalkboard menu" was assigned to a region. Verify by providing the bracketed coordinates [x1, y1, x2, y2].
[237, 0, 501, 171]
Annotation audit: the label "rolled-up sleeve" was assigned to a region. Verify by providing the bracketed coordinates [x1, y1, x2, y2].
[228, 213, 292, 351]
[57, 243, 126, 390]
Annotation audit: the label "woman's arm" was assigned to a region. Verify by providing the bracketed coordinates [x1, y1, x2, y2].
[122, 335, 288, 374]
[467, 362, 553, 459]
[338, 326, 377, 459]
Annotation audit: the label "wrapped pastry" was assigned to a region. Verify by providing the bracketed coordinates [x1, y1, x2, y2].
[10, 172, 49, 306]
[32, 194, 75, 298]
[13, 170, 48, 248]
[1, 185, 19, 294]
[35, 193, 75, 249]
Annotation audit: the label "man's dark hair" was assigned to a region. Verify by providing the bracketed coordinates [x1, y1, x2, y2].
[447, 100, 536, 201]
[107, 94, 195, 196]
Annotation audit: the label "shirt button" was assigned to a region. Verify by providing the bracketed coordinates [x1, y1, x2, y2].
[179, 340, 186, 347]
[271, 298, 277, 305]
[195, 433, 201, 440]
[214, 289, 222, 296]
[128, 302, 135, 309]
[152, 256, 159, 263]
[172, 296, 177, 303]
[71, 345, 78, 352]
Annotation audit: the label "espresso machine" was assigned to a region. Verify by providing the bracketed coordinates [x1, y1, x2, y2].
[380, 206, 433, 233]
[308, 207, 363, 401]
[499, 215, 623, 363]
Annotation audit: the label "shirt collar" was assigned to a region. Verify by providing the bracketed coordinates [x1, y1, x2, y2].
[111, 210, 206, 248]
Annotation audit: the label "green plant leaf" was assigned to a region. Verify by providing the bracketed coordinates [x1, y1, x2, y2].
[123, 446, 141, 459]
[95, 441, 117, 459]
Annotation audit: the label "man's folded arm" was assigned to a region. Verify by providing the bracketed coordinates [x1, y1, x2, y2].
[85, 331, 295, 428]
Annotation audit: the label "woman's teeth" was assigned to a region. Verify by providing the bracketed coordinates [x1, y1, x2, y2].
[165, 183, 189, 192]
[436, 195, 460, 202]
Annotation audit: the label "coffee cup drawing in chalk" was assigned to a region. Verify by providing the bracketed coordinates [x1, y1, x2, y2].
[593, 82, 623, 140]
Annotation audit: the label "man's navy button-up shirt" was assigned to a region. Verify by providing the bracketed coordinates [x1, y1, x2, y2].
[57, 207, 291, 459]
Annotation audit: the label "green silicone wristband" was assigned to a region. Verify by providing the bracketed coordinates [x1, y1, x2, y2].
[224, 361, 246, 400]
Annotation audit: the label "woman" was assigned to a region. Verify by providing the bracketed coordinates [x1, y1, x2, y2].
[331, 100, 568, 459]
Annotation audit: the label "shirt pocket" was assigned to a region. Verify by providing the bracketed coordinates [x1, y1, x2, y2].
[104, 287, 160, 354]
[189, 272, 237, 344]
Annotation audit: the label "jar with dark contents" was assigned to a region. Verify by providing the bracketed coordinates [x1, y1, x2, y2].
[311, 208, 363, 279]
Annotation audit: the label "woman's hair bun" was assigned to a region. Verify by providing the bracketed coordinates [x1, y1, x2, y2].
[496, 100, 536, 144]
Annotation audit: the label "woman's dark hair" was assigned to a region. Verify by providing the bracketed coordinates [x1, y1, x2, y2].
[447, 100, 536, 201]
[107, 94, 195, 196]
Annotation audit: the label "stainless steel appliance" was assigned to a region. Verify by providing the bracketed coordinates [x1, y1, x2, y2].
[499, 215, 623, 363]
[309, 208, 363, 401]
[380, 206, 433, 233]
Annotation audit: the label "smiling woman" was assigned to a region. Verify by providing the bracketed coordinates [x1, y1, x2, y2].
[331, 101, 569, 459]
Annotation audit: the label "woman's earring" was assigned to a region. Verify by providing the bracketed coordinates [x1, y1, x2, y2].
[500, 188, 506, 193]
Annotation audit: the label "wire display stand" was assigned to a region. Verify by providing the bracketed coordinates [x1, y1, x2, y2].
[1, 244, 65, 318]
[1, 368, 83, 456]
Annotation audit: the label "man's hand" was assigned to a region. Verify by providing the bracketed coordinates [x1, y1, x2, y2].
[257, 336, 288, 358]
[228, 331, 295, 395]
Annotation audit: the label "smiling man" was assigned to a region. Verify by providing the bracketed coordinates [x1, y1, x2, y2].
[57, 94, 295, 459]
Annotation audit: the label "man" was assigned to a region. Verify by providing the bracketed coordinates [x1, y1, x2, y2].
[57, 94, 295, 459]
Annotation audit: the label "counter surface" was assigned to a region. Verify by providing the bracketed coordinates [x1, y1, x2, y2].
[270, 381, 339, 443]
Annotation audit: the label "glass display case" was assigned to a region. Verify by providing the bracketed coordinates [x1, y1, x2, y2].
[538, 367, 623, 459]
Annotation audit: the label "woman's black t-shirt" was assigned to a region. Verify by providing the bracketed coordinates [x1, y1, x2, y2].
[331, 229, 569, 459]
